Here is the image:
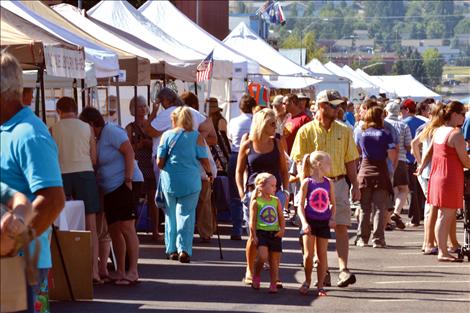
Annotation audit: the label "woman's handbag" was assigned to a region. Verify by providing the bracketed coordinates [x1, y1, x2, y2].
[1, 228, 39, 312]
[154, 130, 184, 213]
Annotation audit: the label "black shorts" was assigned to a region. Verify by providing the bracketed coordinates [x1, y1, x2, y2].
[300, 219, 331, 239]
[256, 230, 282, 252]
[103, 183, 136, 225]
[393, 161, 409, 187]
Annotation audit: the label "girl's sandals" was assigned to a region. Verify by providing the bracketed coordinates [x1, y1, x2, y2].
[269, 282, 278, 294]
[299, 282, 310, 295]
[317, 288, 327, 296]
[242, 275, 253, 285]
[251, 275, 261, 290]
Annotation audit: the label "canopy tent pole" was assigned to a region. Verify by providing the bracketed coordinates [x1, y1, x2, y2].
[73, 79, 78, 105]
[134, 85, 137, 124]
[35, 70, 41, 117]
[194, 83, 198, 96]
[81, 79, 85, 109]
[39, 66, 46, 123]
[147, 84, 151, 108]
[115, 75, 121, 126]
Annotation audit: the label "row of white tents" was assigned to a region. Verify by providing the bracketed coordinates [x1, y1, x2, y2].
[0, 0, 441, 125]
[306, 59, 442, 102]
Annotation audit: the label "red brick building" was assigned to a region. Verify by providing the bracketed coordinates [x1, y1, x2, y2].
[172, 0, 229, 41]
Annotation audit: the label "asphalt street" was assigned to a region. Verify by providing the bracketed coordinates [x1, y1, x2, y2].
[52, 213, 470, 313]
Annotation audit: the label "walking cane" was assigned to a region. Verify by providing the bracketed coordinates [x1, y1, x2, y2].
[211, 178, 224, 260]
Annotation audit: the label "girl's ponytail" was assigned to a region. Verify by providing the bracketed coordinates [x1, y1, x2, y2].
[301, 153, 311, 180]
[250, 186, 260, 204]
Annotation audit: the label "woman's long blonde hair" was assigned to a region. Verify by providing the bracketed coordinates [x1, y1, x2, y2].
[249, 108, 276, 141]
[417, 102, 444, 142]
[171, 106, 193, 131]
[302, 151, 331, 180]
[250, 172, 276, 203]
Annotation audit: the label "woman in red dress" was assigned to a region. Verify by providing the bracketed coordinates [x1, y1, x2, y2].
[419, 101, 470, 262]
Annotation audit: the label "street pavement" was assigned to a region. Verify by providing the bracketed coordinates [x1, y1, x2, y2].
[52, 213, 470, 313]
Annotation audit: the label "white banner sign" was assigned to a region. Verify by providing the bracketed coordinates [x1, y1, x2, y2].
[44, 45, 85, 79]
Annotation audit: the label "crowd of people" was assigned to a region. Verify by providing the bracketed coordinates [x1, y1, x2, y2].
[1, 50, 470, 312]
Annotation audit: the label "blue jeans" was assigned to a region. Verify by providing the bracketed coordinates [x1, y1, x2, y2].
[164, 191, 200, 256]
[228, 152, 243, 236]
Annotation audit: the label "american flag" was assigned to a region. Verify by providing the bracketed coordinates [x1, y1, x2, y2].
[196, 50, 214, 83]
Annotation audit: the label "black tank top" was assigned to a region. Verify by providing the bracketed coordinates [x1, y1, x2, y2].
[246, 138, 281, 190]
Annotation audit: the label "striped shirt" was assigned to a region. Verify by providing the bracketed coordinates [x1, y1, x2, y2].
[290, 119, 359, 177]
[385, 116, 412, 162]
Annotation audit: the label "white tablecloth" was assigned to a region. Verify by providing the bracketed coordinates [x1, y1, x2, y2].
[54, 200, 85, 231]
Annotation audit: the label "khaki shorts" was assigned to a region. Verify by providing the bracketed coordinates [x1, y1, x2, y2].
[333, 178, 351, 226]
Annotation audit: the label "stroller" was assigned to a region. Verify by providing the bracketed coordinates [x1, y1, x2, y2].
[459, 170, 470, 262]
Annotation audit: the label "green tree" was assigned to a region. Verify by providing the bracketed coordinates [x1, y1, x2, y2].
[422, 48, 445, 86]
[426, 20, 446, 39]
[454, 18, 470, 35]
[392, 48, 425, 83]
[280, 31, 326, 63]
[363, 62, 386, 76]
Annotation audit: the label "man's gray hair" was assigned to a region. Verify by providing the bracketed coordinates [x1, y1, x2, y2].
[157, 87, 178, 104]
[1, 51, 23, 101]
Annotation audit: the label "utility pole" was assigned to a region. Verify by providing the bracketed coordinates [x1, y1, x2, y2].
[299, 31, 303, 66]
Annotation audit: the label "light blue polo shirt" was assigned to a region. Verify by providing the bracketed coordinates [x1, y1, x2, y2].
[96, 123, 129, 194]
[1, 107, 63, 268]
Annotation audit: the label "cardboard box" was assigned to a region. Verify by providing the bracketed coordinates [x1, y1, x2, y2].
[49, 230, 93, 300]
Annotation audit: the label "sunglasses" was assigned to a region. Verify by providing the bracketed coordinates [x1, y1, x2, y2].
[327, 103, 339, 109]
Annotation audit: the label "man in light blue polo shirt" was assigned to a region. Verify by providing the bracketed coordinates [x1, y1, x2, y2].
[1, 52, 65, 313]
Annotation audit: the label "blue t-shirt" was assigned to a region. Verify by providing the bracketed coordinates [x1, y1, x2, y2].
[158, 129, 208, 197]
[344, 111, 356, 128]
[356, 127, 395, 161]
[97, 123, 129, 194]
[463, 116, 470, 151]
[403, 116, 426, 164]
[1, 107, 63, 268]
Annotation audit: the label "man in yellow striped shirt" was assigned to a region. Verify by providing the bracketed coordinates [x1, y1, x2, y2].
[291, 90, 360, 288]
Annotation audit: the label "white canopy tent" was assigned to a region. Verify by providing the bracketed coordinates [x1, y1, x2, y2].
[342, 65, 380, 95]
[224, 23, 349, 94]
[304, 58, 350, 96]
[138, 0, 271, 117]
[324, 62, 378, 99]
[354, 68, 396, 98]
[52, 3, 197, 82]
[88, 0, 234, 82]
[372, 75, 442, 101]
[0, 0, 119, 78]
[138, 0, 262, 77]
[305, 58, 334, 75]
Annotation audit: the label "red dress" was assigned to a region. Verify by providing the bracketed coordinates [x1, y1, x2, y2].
[427, 128, 464, 209]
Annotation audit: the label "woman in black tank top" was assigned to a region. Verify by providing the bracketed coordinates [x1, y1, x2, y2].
[235, 108, 289, 284]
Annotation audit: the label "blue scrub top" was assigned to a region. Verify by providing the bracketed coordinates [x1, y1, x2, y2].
[1, 107, 63, 268]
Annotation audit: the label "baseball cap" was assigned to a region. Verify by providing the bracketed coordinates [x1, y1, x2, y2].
[316, 90, 343, 106]
[272, 95, 284, 106]
[401, 99, 416, 111]
[385, 101, 400, 116]
[297, 92, 309, 100]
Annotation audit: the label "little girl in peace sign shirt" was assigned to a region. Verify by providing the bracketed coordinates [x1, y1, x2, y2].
[249, 173, 285, 294]
[297, 151, 336, 296]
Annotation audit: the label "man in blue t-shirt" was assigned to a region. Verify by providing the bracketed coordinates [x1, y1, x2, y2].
[401, 99, 426, 226]
[463, 115, 470, 151]
[1, 52, 65, 313]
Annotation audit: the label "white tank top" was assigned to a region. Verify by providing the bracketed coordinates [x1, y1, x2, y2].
[51, 118, 94, 174]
